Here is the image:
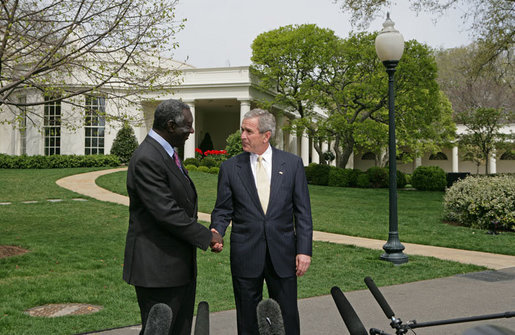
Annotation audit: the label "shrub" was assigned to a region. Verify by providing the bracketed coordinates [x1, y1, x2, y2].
[366, 166, 388, 188]
[185, 164, 198, 172]
[347, 169, 362, 187]
[411, 166, 447, 191]
[443, 175, 515, 231]
[356, 172, 370, 188]
[199, 157, 218, 168]
[225, 130, 243, 158]
[328, 167, 350, 187]
[405, 173, 412, 185]
[208, 167, 220, 174]
[184, 158, 199, 167]
[197, 166, 210, 173]
[110, 123, 139, 164]
[0, 154, 120, 168]
[397, 170, 407, 188]
[309, 163, 331, 186]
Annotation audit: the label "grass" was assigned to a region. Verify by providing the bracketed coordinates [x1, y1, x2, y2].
[97, 170, 515, 255]
[0, 168, 495, 334]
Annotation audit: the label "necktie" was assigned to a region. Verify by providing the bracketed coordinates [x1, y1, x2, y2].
[256, 155, 270, 214]
[172, 151, 186, 175]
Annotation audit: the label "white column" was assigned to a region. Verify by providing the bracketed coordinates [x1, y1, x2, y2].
[330, 142, 336, 167]
[301, 132, 309, 166]
[452, 146, 459, 172]
[345, 152, 354, 169]
[239, 100, 251, 125]
[489, 149, 497, 174]
[184, 101, 196, 159]
[414, 157, 422, 170]
[311, 140, 319, 164]
[275, 114, 284, 150]
[289, 134, 298, 156]
[321, 142, 328, 164]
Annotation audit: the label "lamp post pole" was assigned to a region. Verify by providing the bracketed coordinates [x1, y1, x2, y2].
[375, 13, 408, 265]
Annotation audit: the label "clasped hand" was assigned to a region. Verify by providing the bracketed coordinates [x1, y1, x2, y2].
[210, 228, 224, 253]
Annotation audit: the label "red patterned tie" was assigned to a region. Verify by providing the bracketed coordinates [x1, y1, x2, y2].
[172, 151, 186, 174]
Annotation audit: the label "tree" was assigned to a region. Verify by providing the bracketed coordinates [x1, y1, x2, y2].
[252, 26, 456, 168]
[435, 45, 515, 115]
[457, 107, 514, 174]
[110, 122, 139, 164]
[334, 0, 514, 75]
[251, 24, 340, 164]
[0, 0, 182, 129]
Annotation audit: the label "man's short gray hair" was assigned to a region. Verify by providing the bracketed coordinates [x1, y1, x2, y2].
[152, 99, 189, 131]
[243, 108, 276, 138]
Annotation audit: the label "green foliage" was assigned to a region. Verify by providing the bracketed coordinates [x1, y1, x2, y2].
[356, 173, 370, 188]
[110, 123, 139, 164]
[411, 166, 447, 191]
[199, 157, 218, 168]
[0, 154, 120, 169]
[185, 164, 198, 172]
[208, 167, 220, 174]
[197, 166, 210, 173]
[444, 175, 515, 231]
[184, 158, 200, 167]
[366, 166, 388, 188]
[328, 167, 351, 187]
[457, 107, 514, 174]
[225, 130, 243, 158]
[397, 170, 407, 188]
[307, 163, 331, 186]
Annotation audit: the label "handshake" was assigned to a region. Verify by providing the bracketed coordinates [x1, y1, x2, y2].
[209, 228, 224, 253]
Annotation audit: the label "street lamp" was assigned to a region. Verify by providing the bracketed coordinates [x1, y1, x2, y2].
[375, 13, 408, 264]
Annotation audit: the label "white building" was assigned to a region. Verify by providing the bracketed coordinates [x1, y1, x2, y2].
[1, 62, 514, 174]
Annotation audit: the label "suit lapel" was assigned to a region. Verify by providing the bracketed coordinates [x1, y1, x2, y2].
[269, 147, 285, 209]
[146, 136, 196, 203]
[236, 153, 262, 212]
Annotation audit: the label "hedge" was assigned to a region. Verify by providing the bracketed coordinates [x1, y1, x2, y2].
[0, 154, 120, 169]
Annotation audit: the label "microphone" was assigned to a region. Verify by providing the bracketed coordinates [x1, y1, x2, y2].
[330, 286, 368, 335]
[144, 303, 173, 335]
[257, 298, 285, 335]
[364, 277, 395, 319]
[194, 301, 210, 335]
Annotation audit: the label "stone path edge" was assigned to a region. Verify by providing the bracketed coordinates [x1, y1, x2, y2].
[56, 168, 515, 270]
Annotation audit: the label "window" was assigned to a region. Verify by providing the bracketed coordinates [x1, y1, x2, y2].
[361, 152, 376, 160]
[429, 152, 448, 160]
[44, 96, 61, 155]
[84, 96, 105, 155]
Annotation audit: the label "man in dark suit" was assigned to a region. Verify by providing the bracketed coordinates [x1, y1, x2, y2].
[210, 108, 313, 335]
[123, 99, 223, 335]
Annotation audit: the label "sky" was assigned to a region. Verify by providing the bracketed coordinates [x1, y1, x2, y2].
[171, 0, 473, 69]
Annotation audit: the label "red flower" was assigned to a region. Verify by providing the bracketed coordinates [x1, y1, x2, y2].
[195, 148, 203, 155]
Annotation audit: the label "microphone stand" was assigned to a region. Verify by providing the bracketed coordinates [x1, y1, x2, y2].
[363, 277, 515, 335]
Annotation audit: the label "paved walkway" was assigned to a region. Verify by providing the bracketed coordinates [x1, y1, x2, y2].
[57, 168, 515, 335]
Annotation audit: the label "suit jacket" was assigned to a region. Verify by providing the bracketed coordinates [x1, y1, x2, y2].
[210, 146, 313, 278]
[123, 135, 212, 288]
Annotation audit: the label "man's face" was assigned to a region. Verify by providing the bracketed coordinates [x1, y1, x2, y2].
[169, 108, 194, 147]
[240, 117, 270, 155]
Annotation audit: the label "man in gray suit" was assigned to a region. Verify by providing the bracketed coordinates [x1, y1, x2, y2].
[123, 99, 223, 335]
[210, 108, 313, 335]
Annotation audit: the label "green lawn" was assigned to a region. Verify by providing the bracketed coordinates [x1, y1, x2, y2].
[0, 168, 497, 334]
[97, 170, 515, 255]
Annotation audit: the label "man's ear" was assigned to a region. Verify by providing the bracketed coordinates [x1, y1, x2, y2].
[167, 120, 175, 131]
[263, 130, 271, 143]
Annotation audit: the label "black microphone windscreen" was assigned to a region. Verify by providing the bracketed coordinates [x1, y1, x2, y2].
[257, 299, 285, 335]
[364, 277, 395, 319]
[144, 303, 173, 335]
[194, 301, 210, 335]
[330, 286, 368, 335]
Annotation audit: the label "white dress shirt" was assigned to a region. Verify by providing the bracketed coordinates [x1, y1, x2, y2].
[250, 145, 272, 187]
